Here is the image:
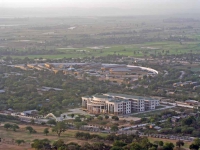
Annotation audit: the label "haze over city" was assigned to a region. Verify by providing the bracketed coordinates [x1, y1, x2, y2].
[0, 0, 200, 16]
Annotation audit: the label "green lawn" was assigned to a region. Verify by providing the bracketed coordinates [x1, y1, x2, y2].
[8, 41, 200, 59]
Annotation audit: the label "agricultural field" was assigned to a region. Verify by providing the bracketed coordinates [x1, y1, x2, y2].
[0, 16, 200, 59]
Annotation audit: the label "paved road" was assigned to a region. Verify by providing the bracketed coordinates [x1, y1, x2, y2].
[179, 71, 185, 79]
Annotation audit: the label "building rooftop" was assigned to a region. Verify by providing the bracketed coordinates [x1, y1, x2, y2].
[185, 100, 199, 103]
[93, 94, 110, 99]
[110, 68, 131, 72]
[104, 93, 158, 101]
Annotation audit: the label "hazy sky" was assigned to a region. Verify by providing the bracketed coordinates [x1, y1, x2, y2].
[0, 0, 199, 9]
[0, 0, 199, 17]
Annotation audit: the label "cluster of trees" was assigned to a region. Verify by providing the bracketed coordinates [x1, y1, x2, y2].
[0, 114, 19, 122]
[3, 121, 67, 137]
[75, 132, 104, 140]
[0, 65, 125, 114]
[4, 123, 19, 131]
[158, 116, 200, 137]
[135, 64, 200, 101]
[30, 136, 179, 150]
[31, 139, 111, 150]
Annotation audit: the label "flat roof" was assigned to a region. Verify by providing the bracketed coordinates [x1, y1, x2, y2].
[110, 68, 131, 72]
[104, 93, 158, 101]
[93, 94, 109, 99]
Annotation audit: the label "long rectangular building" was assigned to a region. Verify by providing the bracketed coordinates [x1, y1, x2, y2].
[82, 93, 160, 115]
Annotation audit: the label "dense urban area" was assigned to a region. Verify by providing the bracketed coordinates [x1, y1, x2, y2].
[1, 14, 200, 150]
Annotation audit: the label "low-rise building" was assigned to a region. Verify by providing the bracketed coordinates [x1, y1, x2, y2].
[21, 110, 38, 116]
[82, 93, 160, 115]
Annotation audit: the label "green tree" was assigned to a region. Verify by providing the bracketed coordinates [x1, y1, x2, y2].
[176, 140, 184, 149]
[31, 139, 50, 150]
[194, 138, 200, 147]
[26, 126, 36, 134]
[140, 137, 151, 149]
[110, 146, 123, 150]
[182, 116, 195, 126]
[15, 140, 25, 146]
[74, 117, 81, 122]
[97, 116, 103, 120]
[112, 116, 119, 121]
[43, 128, 49, 136]
[127, 142, 143, 150]
[105, 115, 109, 119]
[163, 142, 174, 150]
[74, 122, 83, 130]
[189, 144, 199, 150]
[113, 140, 127, 147]
[12, 124, 19, 132]
[47, 119, 56, 125]
[93, 142, 111, 150]
[70, 114, 75, 118]
[53, 139, 65, 148]
[52, 122, 67, 137]
[4, 123, 12, 130]
[158, 141, 164, 146]
[111, 125, 118, 132]
[30, 119, 35, 124]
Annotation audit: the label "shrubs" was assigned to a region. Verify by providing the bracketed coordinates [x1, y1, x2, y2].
[112, 116, 119, 121]
[97, 116, 103, 120]
[75, 132, 103, 140]
[15, 140, 25, 146]
[74, 117, 81, 122]
[105, 115, 109, 119]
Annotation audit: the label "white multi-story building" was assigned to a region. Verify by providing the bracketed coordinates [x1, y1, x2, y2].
[82, 93, 160, 115]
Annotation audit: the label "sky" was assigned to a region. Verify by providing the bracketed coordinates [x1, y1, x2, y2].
[0, 0, 199, 8]
[0, 0, 199, 16]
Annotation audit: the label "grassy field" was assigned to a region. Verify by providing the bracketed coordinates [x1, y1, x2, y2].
[10, 41, 200, 59]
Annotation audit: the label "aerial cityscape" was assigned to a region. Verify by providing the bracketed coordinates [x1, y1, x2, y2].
[1, 0, 200, 150]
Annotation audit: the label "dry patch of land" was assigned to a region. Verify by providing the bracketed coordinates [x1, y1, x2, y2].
[0, 123, 107, 150]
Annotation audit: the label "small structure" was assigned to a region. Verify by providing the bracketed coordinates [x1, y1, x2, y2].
[0, 89, 5, 93]
[185, 100, 199, 106]
[21, 110, 38, 116]
[37, 86, 63, 92]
